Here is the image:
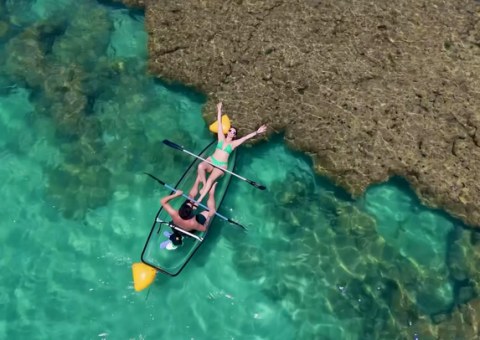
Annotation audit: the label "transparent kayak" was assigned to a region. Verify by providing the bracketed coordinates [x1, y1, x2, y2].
[140, 140, 237, 276]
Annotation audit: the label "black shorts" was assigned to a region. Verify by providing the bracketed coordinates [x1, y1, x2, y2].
[195, 213, 207, 226]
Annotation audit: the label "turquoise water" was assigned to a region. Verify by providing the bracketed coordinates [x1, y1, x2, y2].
[0, 0, 476, 339]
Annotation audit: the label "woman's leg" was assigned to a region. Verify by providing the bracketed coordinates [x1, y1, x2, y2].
[198, 182, 218, 227]
[197, 157, 213, 188]
[187, 175, 203, 208]
[196, 167, 225, 203]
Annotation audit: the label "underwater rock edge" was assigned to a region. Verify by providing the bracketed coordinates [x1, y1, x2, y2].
[121, 0, 480, 228]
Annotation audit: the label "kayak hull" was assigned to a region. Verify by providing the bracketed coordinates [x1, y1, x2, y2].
[140, 140, 237, 277]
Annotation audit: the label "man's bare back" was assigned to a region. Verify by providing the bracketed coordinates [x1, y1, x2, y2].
[160, 183, 218, 233]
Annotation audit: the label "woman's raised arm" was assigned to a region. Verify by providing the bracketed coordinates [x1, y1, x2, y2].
[232, 124, 267, 148]
[217, 102, 225, 141]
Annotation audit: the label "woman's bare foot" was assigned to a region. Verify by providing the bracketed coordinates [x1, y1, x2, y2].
[188, 200, 199, 210]
[200, 182, 217, 202]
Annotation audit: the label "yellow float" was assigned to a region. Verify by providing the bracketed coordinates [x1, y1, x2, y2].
[132, 263, 157, 292]
[209, 114, 231, 134]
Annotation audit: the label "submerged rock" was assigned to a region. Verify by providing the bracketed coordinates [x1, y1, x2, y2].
[447, 228, 480, 299]
[0, 20, 8, 38]
[132, 0, 480, 228]
[228, 166, 468, 338]
[0, 5, 174, 219]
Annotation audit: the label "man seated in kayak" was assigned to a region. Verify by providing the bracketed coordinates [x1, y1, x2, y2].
[190, 101, 267, 206]
[160, 183, 218, 233]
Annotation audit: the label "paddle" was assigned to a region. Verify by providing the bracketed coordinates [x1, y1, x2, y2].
[145, 173, 247, 231]
[162, 139, 266, 191]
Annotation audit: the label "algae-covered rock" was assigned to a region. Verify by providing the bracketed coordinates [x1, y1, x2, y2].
[432, 303, 478, 340]
[137, 0, 480, 228]
[51, 4, 113, 67]
[404, 317, 438, 340]
[229, 171, 465, 338]
[0, 5, 159, 219]
[447, 228, 480, 300]
[4, 23, 49, 87]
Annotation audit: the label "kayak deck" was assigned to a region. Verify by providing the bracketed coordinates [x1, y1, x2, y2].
[141, 140, 237, 276]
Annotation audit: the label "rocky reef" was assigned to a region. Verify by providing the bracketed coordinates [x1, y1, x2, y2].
[127, 0, 480, 228]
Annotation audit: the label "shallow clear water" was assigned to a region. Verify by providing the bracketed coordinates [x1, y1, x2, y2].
[0, 0, 475, 339]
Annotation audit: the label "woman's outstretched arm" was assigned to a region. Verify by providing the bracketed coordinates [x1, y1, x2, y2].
[217, 102, 225, 141]
[232, 124, 267, 148]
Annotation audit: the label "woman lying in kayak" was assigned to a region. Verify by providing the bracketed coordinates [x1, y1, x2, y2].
[189, 102, 267, 205]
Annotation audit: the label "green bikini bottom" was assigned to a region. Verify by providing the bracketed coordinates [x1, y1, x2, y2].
[211, 155, 228, 166]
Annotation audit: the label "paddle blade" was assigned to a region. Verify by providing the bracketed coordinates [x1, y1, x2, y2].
[144, 172, 165, 186]
[228, 219, 248, 232]
[247, 179, 267, 191]
[163, 139, 183, 151]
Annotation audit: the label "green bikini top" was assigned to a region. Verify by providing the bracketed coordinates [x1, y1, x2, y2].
[216, 140, 233, 154]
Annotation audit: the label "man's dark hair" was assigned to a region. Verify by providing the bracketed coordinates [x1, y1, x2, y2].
[178, 200, 193, 219]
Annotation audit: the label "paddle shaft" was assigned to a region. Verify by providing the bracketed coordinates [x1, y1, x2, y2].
[163, 139, 266, 190]
[182, 148, 254, 182]
[165, 183, 246, 231]
[164, 183, 224, 218]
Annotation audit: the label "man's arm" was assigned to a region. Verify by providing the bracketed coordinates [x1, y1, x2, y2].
[160, 190, 183, 216]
